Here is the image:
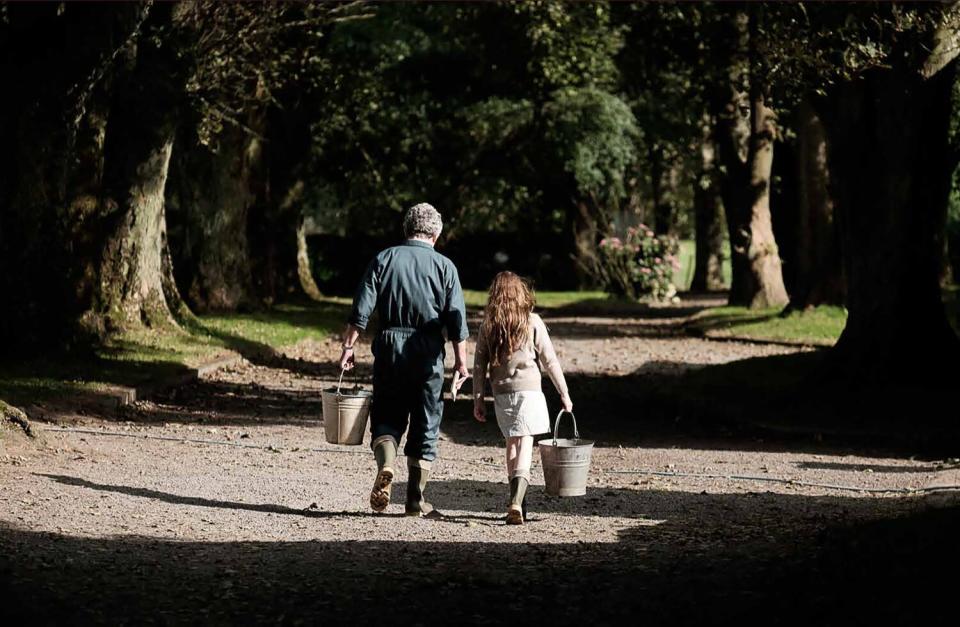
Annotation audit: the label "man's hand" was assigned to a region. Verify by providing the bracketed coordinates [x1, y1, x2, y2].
[451, 369, 470, 401]
[561, 393, 573, 413]
[339, 324, 361, 371]
[473, 398, 486, 422]
[339, 346, 355, 371]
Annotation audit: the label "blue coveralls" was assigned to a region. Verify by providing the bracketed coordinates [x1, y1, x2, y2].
[348, 240, 469, 463]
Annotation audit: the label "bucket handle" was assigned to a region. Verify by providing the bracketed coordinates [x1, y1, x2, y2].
[552, 410, 580, 445]
[335, 368, 361, 397]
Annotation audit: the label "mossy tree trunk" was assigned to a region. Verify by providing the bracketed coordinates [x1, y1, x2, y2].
[0, 2, 161, 348]
[78, 3, 186, 336]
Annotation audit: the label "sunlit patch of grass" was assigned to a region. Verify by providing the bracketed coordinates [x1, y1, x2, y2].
[0, 299, 350, 407]
[463, 290, 610, 310]
[675, 239, 731, 290]
[688, 305, 847, 345]
[197, 301, 349, 354]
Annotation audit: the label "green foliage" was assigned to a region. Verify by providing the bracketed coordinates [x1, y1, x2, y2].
[519, 0, 624, 91]
[461, 98, 535, 147]
[596, 227, 679, 301]
[303, 0, 637, 255]
[613, 3, 708, 236]
[173, 1, 369, 147]
[749, 2, 957, 102]
[543, 87, 638, 203]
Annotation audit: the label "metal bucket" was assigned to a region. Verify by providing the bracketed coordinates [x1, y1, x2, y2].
[538, 411, 594, 497]
[321, 370, 372, 445]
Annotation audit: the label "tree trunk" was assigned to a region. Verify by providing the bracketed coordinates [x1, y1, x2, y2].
[788, 99, 844, 310]
[823, 61, 960, 383]
[715, 94, 752, 304]
[713, 8, 788, 309]
[249, 176, 326, 304]
[80, 5, 185, 336]
[85, 132, 177, 334]
[284, 180, 324, 301]
[741, 91, 789, 308]
[572, 199, 600, 288]
[0, 2, 158, 347]
[168, 129, 257, 313]
[692, 121, 726, 292]
[649, 144, 672, 236]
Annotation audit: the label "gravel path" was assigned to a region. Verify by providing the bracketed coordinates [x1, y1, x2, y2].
[2, 296, 958, 624]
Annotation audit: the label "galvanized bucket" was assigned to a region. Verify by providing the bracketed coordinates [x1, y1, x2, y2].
[538, 410, 594, 497]
[321, 369, 372, 445]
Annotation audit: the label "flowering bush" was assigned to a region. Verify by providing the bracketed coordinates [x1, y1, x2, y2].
[597, 226, 680, 301]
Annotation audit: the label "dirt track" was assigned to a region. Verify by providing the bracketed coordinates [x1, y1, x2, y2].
[2, 296, 958, 625]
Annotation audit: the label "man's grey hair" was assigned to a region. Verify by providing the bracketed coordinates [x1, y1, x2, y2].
[403, 202, 443, 239]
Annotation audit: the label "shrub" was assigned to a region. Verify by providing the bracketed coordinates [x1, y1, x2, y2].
[596, 226, 680, 301]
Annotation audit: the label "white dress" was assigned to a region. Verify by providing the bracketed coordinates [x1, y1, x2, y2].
[494, 390, 550, 437]
[474, 313, 567, 439]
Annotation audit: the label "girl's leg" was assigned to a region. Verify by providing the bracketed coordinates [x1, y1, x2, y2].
[506, 436, 533, 524]
[505, 436, 520, 477]
[513, 436, 533, 479]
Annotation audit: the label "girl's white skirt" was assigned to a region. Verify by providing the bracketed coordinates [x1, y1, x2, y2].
[494, 390, 550, 437]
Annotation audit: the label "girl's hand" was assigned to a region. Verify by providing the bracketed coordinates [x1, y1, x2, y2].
[561, 393, 573, 413]
[473, 399, 486, 422]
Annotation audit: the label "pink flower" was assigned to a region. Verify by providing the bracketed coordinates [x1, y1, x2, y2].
[646, 230, 655, 238]
[654, 257, 662, 264]
[600, 238, 608, 247]
[641, 267, 651, 274]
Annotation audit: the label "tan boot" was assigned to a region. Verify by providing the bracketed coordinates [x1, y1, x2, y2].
[506, 473, 529, 525]
[405, 459, 437, 517]
[370, 436, 397, 513]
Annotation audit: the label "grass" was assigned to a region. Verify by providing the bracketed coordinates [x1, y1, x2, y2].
[688, 304, 848, 346]
[3, 283, 955, 412]
[0, 300, 350, 408]
[463, 289, 609, 310]
[674, 239, 732, 291]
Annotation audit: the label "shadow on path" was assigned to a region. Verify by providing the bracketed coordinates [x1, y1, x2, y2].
[2, 485, 955, 625]
[40, 474, 381, 520]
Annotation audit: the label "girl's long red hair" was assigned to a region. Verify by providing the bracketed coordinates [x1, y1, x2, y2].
[481, 271, 535, 367]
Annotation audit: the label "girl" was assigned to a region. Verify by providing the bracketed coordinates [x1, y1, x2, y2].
[473, 272, 573, 525]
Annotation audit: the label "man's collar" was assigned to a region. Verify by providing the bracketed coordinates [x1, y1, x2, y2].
[403, 238, 435, 249]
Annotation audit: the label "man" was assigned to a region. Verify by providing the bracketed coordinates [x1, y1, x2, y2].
[339, 203, 469, 517]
